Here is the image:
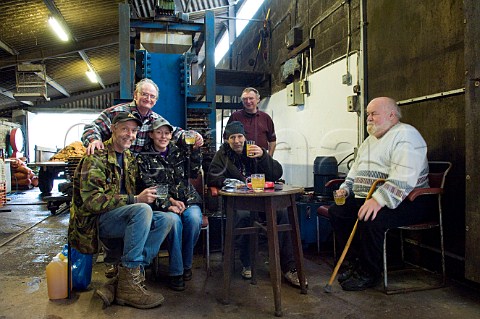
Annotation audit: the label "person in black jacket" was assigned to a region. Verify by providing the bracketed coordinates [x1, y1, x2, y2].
[207, 121, 307, 288]
[137, 118, 203, 291]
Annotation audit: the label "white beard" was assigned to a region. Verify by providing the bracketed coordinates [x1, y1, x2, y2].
[366, 123, 376, 135]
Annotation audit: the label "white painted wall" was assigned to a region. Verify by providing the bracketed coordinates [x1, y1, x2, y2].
[215, 54, 361, 187]
[27, 111, 98, 162]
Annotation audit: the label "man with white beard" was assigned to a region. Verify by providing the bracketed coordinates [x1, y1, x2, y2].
[329, 97, 433, 291]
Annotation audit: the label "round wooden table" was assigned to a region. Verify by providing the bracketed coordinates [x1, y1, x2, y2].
[219, 185, 306, 317]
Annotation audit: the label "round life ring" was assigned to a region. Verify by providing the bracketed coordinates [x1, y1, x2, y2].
[10, 128, 24, 152]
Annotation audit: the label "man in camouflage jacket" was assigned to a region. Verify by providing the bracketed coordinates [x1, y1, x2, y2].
[69, 112, 173, 309]
[137, 118, 203, 291]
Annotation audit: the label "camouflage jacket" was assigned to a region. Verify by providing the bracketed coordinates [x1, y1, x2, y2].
[68, 139, 138, 254]
[136, 142, 202, 211]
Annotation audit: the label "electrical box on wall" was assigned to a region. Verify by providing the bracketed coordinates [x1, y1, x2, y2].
[287, 82, 304, 106]
[342, 72, 352, 85]
[299, 80, 310, 94]
[347, 95, 359, 112]
[285, 27, 303, 50]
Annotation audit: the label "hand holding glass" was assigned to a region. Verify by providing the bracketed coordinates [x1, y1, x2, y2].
[333, 190, 346, 205]
[156, 184, 168, 200]
[246, 140, 255, 157]
[184, 130, 196, 145]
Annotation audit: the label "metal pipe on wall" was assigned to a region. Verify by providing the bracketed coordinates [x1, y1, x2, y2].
[358, 0, 367, 145]
[397, 88, 465, 106]
[346, 0, 351, 77]
[308, 0, 347, 74]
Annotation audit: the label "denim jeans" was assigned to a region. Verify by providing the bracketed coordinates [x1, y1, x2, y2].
[167, 204, 202, 276]
[98, 203, 175, 268]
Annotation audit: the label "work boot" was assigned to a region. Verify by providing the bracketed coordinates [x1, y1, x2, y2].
[95, 277, 117, 307]
[116, 265, 164, 309]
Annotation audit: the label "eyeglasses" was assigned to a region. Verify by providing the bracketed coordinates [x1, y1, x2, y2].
[140, 92, 157, 100]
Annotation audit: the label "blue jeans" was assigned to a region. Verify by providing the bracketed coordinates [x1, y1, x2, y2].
[167, 204, 202, 276]
[98, 203, 175, 268]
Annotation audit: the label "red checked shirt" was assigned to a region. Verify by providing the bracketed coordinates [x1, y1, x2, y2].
[82, 101, 183, 155]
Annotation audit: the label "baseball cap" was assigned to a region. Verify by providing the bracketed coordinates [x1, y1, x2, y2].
[151, 118, 173, 131]
[112, 112, 142, 126]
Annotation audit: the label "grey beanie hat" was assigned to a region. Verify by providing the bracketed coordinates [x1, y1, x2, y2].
[223, 121, 245, 139]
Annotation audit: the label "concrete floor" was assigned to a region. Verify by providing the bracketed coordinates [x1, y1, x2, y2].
[1, 185, 480, 319]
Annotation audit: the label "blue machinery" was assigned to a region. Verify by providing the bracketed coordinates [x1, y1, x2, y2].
[119, 3, 216, 149]
[118, 3, 270, 151]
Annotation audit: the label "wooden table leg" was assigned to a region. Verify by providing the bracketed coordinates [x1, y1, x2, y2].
[288, 194, 307, 294]
[222, 198, 235, 304]
[250, 211, 258, 285]
[265, 198, 283, 317]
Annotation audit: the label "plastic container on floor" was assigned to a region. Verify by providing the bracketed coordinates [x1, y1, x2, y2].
[46, 256, 68, 299]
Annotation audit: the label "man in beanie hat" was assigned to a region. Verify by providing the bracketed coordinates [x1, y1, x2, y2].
[207, 121, 307, 288]
[227, 87, 277, 155]
[69, 112, 175, 308]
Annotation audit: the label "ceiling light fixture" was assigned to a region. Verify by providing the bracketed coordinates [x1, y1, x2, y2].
[48, 16, 69, 42]
[85, 70, 98, 83]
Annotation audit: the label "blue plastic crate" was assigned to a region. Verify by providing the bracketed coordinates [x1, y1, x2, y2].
[296, 201, 332, 248]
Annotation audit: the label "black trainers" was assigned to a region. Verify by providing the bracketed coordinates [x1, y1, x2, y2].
[183, 269, 192, 281]
[337, 260, 358, 283]
[169, 275, 185, 291]
[340, 270, 380, 291]
[337, 259, 359, 284]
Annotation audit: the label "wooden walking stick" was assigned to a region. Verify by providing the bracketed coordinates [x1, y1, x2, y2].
[324, 178, 386, 293]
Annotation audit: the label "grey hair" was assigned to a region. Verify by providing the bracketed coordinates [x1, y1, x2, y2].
[241, 87, 260, 100]
[135, 78, 159, 96]
[388, 98, 402, 119]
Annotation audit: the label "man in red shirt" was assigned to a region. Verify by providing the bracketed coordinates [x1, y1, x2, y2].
[227, 87, 277, 155]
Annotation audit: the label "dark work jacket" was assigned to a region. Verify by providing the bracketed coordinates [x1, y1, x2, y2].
[206, 142, 283, 188]
[136, 142, 202, 211]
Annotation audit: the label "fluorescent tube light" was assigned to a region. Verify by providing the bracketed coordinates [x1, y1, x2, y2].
[85, 70, 98, 83]
[48, 16, 69, 42]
